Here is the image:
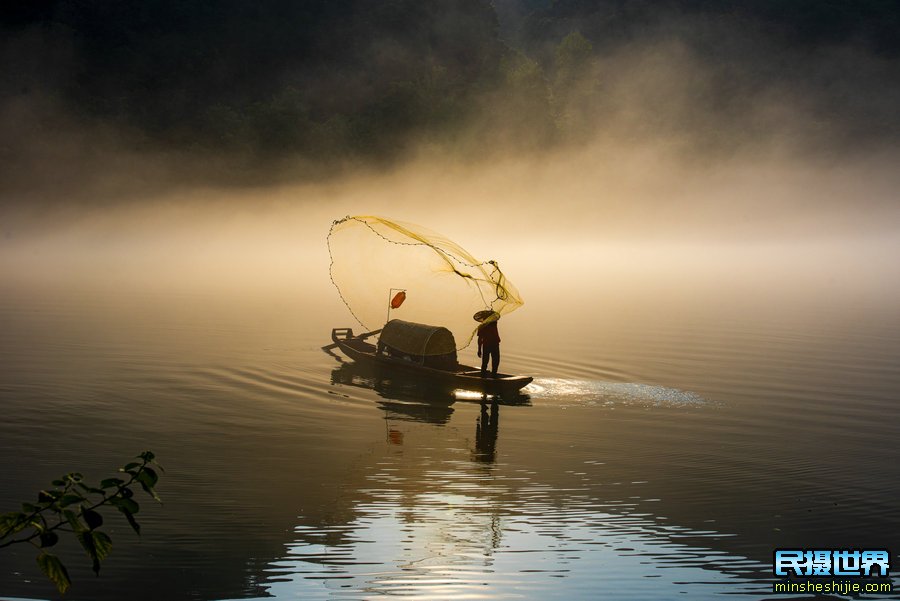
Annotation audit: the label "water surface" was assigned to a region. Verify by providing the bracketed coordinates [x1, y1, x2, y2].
[1, 247, 899, 600]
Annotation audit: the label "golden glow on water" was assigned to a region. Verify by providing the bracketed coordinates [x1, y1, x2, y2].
[1, 272, 899, 599]
[453, 389, 490, 401]
[1, 141, 899, 600]
[2, 3, 900, 596]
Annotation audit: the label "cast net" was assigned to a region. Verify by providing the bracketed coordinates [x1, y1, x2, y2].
[327, 215, 524, 350]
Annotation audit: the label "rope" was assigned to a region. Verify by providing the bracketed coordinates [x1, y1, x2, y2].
[326, 215, 519, 348]
[327, 218, 370, 331]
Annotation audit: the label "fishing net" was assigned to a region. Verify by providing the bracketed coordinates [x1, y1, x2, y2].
[327, 215, 524, 350]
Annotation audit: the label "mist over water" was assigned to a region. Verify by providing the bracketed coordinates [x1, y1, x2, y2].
[2, 148, 899, 598]
[3, 140, 898, 330]
[2, 2, 900, 599]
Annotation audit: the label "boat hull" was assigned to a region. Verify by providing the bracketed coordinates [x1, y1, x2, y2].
[328, 328, 533, 397]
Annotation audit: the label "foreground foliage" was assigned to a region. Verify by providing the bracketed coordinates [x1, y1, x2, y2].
[0, 451, 163, 594]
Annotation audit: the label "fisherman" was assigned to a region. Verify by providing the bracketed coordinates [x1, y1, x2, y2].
[475, 311, 501, 377]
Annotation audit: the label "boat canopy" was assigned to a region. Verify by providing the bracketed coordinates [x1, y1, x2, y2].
[378, 319, 458, 370]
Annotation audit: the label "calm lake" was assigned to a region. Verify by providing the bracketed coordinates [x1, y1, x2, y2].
[1, 221, 899, 600]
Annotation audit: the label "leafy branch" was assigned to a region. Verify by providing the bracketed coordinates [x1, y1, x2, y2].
[0, 451, 163, 594]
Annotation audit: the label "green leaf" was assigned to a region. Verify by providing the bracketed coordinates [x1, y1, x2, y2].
[121, 462, 141, 472]
[77, 530, 96, 572]
[77, 482, 106, 495]
[0, 511, 29, 537]
[137, 467, 159, 488]
[77, 530, 111, 575]
[0, 511, 23, 524]
[109, 496, 139, 514]
[21, 502, 40, 513]
[109, 496, 141, 534]
[100, 477, 125, 489]
[37, 490, 61, 503]
[139, 451, 155, 462]
[65, 472, 84, 483]
[137, 468, 161, 501]
[139, 481, 162, 502]
[93, 530, 112, 559]
[59, 494, 85, 508]
[51, 479, 66, 487]
[39, 531, 59, 548]
[83, 508, 103, 530]
[63, 509, 86, 533]
[122, 509, 140, 535]
[37, 552, 71, 594]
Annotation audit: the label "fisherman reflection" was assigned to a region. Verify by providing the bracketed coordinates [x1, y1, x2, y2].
[473, 401, 499, 463]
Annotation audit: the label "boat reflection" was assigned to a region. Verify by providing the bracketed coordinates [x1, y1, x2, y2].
[331, 362, 456, 424]
[329, 360, 530, 429]
[330, 360, 520, 470]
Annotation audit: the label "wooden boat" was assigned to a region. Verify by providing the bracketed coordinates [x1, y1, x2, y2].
[326, 322, 533, 397]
